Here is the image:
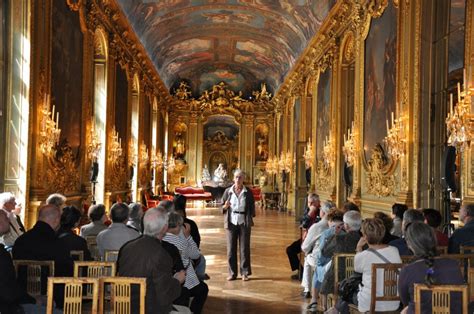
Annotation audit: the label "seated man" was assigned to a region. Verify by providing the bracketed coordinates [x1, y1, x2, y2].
[13, 204, 73, 308]
[80, 204, 108, 237]
[449, 203, 474, 253]
[118, 207, 188, 313]
[422, 208, 448, 246]
[0, 192, 24, 249]
[0, 210, 35, 313]
[388, 209, 424, 256]
[96, 203, 139, 259]
[286, 193, 320, 279]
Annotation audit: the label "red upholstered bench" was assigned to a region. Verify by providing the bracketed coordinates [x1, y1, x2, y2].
[175, 187, 213, 201]
[250, 186, 262, 202]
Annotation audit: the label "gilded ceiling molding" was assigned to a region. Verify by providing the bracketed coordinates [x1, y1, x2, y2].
[87, 0, 171, 103]
[171, 81, 275, 121]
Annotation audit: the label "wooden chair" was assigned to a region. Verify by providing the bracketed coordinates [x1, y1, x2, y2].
[13, 260, 54, 297]
[327, 253, 356, 309]
[99, 277, 147, 314]
[70, 250, 84, 261]
[437, 246, 448, 255]
[369, 263, 403, 313]
[468, 268, 474, 302]
[104, 250, 120, 262]
[85, 236, 99, 261]
[414, 283, 468, 314]
[460, 245, 474, 254]
[46, 277, 99, 314]
[400, 255, 414, 264]
[440, 253, 474, 279]
[73, 261, 116, 278]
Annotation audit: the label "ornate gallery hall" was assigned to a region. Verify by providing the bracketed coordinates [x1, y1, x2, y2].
[1, 0, 474, 313]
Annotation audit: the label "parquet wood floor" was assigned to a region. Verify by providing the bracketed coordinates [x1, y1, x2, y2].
[187, 204, 312, 313]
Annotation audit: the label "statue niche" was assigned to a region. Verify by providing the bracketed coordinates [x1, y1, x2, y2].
[172, 122, 187, 161]
[203, 116, 239, 184]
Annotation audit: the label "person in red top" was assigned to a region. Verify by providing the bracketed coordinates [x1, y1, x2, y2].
[422, 208, 448, 246]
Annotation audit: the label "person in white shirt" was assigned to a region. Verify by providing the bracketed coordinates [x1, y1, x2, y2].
[0, 192, 24, 248]
[354, 218, 401, 312]
[222, 169, 255, 281]
[300, 200, 334, 298]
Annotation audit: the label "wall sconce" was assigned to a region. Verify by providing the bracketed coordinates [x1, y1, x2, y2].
[128, 139, 137, 167]
[303, 138, 313, 169]
[87, 118, 102, 162]
[109, 126, 122, 164]
[265, 155, 280, 175]
[322, 134, 335, 168]
[342, 122, 357, 167]
[384, 111, 406, 160]
[446, 69, 473, 152]
[139, 141, 149, 165]
[278, 150, 294, 174]
[39, 94, 61, 155]
[151, 149, 175, 173]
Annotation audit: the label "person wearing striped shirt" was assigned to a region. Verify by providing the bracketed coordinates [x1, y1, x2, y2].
[163, 212, 208, 314]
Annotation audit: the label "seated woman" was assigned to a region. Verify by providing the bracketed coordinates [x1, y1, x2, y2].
[398, 222, 464, 314]
[354, 218, 401, 312]
[163, 212, 208, 314]
[58, 206, 92, 260]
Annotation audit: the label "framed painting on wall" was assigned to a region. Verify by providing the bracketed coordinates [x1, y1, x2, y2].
[316, 69, 332, 161]
[363, 1, 398, 162]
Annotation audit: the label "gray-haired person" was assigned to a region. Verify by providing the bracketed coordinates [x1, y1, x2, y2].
[222, 169, 255, 281]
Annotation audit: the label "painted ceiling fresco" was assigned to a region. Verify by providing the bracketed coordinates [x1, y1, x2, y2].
[116, 0, 337, 97]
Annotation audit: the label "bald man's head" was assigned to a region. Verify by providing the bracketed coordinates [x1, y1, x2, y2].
[0, 211, 9, 235]
[38, 204, 61, 231]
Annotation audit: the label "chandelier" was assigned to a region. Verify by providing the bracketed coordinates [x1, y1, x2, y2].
[109, 126, 123, 164]
[151, 150, 176, 173]
[39, 94, 61, 155]
[383, 112, 406, 160]
[322, 134, 335, 168]
[446, 72, 473, 152]
[303, 138, 313, 169]
[139, 142, 149, 165]
[342, 122, 357, 166]
[87, 119, 102, 162]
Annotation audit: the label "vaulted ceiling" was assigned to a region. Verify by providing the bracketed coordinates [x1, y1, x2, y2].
[116, 0, 336, 97]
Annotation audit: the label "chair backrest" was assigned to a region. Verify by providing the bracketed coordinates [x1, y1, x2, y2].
[85, 236, 99, 261]
[414, 283, 468, 314]
[460, 245, 474, 254]
[439, 253, 474, 279]
[73, 261, 116, 278]
[437, 246, 448, 255]
[468, 268, 474, 302]
[46, 277, 99, 314]
[13, 260, 54, 296]
[104, 250, 120, 262]
[70, 250, 84, 261]
[99, 277, 147, 314]
[370, 263, 403, 313]
[400, 255, 413, 264]
[333, 253, 356, 295]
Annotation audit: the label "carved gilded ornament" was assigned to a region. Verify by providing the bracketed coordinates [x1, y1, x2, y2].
[44, 144, 80, 194]
[171, 81, 275, 118]
[366, 0, 389, 18]
[343, 35, 355, 63]
[66, 0, 81, 12]
[109, 155, 127, 191]
[365, 144, 396, 197]
[315, 160, 334, 193]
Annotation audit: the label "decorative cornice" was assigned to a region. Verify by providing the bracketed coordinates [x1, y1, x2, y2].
[87, 0, 171, 103]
